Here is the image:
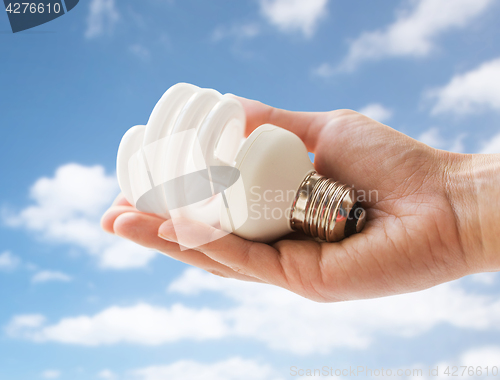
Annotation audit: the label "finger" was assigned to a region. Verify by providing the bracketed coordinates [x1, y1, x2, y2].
[114, 212, 262, 282]
[158, 218, 289, 287]
[101, 205, 138, 234]
[232, 96, 329, 152]
[101, 202, 167, 234]
[112, 193, 132, 207]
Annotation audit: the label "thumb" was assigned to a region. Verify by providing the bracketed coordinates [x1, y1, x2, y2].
[231, 95, 329, 153]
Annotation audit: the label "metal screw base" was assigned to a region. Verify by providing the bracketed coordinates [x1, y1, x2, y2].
[290, 172, 366, 242]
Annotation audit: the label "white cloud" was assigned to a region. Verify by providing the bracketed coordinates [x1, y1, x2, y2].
[358, 103, 393, 123]
[6, 303, 227, 346]
[4, 163, 156, 269]
[165, 269, 500, 354]
[0, 251, 20, 271]
[418, 128, 444, 147]
[9, 268, 500, 355]
[481, 132, 500, 153]
[430, 346, 500, 380]
[5, 314, 46, 338]
[428, 58, 500, 115]
[98, 369, 116, 379]
[337, 345, 500, 380]
[41, 370, 61, 379]
[85, 0, 119, 39]
[259, 0, 328, 37]
[32, 270, 72, 284]
[97, 346, 500, 380]
[130, 357, 281, 380]
[129, 44, 151, 61]
[337, 0, 493, 71]
[5, 164, 117, 244]
[311, 62, 335, 78]
[212, 23, 261, 42]
[417, 128, 465, 153]
[213, 0, 327, 44]
[469, 272, 497, 285]
[100, 240, 156, 269]
[458, 346, 500, 368]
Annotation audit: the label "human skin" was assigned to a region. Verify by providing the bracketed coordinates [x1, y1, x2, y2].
[101, 97, 500, 302]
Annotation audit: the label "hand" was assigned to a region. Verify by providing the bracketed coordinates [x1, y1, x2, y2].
[102, 97, 500, 302]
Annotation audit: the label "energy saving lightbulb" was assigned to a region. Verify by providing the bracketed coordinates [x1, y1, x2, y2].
[117, 83, 366, 244]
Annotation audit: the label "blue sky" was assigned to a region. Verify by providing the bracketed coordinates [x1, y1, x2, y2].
[1, 0, 500, 379]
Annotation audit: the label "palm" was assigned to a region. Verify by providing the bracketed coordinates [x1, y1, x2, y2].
[102, 99, 470, 302]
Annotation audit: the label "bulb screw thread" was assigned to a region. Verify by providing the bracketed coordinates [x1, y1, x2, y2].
[290, 172, 366, 242]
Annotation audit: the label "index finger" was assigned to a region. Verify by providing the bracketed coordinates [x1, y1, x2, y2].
[112, 193, 133, 207]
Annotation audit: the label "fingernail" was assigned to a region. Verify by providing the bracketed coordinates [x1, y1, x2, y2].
[158, 221, 177, 242]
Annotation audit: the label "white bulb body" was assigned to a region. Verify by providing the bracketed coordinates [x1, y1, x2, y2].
[116, 83, 314, 243]
[117, 83, 246, 227]
[221, 124, 314, 242]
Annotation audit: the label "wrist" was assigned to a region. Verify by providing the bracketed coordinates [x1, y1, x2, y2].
[471, 154, 500, 271]
[446, 153, 500, 273]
